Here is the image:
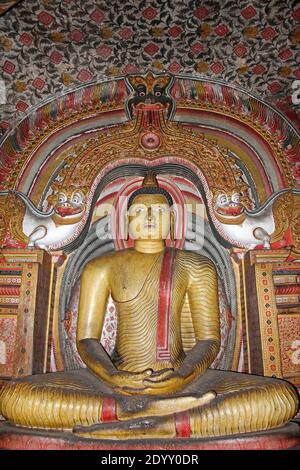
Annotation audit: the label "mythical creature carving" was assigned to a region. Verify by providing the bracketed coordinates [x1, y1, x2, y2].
[211, 188, 300, 251]
[0, 184, 88, 250]
[126, 71, 175, 119]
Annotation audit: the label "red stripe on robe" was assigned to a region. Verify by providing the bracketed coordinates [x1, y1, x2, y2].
[101, 397, 117, 422]
[175, 411, 191, 438]
[156, 248, 176, 361]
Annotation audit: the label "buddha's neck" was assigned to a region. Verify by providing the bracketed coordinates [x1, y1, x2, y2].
[134, 240, 166, 254]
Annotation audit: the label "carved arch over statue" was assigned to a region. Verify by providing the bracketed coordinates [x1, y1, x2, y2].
[0, 72, 300, 380]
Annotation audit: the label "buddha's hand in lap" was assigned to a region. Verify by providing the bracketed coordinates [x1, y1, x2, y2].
[142, 370, 196, 395]
[112, 368, 177, 395]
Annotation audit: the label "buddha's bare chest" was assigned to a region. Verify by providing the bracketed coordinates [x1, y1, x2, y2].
[109, 254, 160, 302]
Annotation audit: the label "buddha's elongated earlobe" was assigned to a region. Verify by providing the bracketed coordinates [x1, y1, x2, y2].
[124, 212, 129, 240]
[170, 210, 176, 241]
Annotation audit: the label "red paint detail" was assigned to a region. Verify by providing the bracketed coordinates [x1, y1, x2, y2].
[119, 27, 134, 40]
[275, 285, 300, 295]
[19, 32, 33, 46]
[253, 64, 266, 75]
[241, 6, 257, 19]
[142, 7, 158, 20]
[55, 206, 82, 217]
[101, 397, 117, 422]
[168, 61, 182, 73]
[77, 69, 93, 83]
[32, 78, 45, 90]
[268, 82, 282, 93]
[0, 286, 20, 295]
[141, 132, 160, 149]
[233, 43, 248, 58]
[90, 9, 105, 23]
[156, 248, 176, 361]
[3, 60, 15, 74]
[37, 11, 54, 25]
[169, 26, 182, 38]
[279, 49, 293, 61]
[193, 6, 209, 19]
[215, 24, 229, 36]
[217, 206, 243, 216]
[293, 7, 300, 21]
[191, 42, 203, 54]
[261, 27, 277, 41]
[122, 64, 139, 75]
[50, 51, 63, 64]
[69, 30, 85, 43]
[96, 45, 113, 59]
[211, 62, 224, 74]
[144, 43, 159, 56]
[16, 100, 28, 112]
[175, 412, 191, 438]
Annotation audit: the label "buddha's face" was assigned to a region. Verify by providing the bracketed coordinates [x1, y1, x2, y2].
[128, 193, 171, 240]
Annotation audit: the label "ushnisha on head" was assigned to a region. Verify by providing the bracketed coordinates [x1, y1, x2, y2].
[126, 172, 175, 242]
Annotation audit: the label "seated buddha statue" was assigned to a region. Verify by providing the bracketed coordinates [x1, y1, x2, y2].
[0, 173, 298, 440]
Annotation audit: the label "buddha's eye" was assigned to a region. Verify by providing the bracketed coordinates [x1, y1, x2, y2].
[154, 206, 165, 213]
[135, 206, 145, 214]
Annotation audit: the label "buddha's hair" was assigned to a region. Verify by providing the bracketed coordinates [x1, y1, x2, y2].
[127, 187, 173, 209]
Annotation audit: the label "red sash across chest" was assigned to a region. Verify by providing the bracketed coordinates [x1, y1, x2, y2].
[156, 248, 176, 362]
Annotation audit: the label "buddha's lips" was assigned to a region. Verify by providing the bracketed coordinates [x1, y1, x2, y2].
[217, 206, 243, 216]
[55, 206, 83, 217]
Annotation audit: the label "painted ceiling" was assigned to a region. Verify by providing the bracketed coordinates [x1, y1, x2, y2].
[0, 0, 299, 138]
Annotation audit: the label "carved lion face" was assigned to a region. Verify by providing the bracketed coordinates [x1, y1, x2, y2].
[213, 191, 246, 225]
[126, 72, 175, 119]
[48, 188, 87, 225]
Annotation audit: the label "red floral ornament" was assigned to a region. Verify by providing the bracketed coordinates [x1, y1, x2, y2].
[37, 11, 54, 26]
[144, 43, 159, 56]
[142, 7, 158, 20]
[241, 6, 257, 20]
[118, 27, 134, 40]
[193, 6, 209, 19]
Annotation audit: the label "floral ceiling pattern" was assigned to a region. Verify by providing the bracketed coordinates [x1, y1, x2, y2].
[0, 0, 299, 136]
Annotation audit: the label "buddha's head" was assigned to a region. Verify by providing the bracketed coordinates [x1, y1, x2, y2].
[126, 172, 175, 241]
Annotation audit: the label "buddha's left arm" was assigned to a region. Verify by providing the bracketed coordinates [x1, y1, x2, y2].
[178, 256, 221, 380]
[144, 256, 220, 393]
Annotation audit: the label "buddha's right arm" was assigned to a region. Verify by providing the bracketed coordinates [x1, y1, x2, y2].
[76, 260, 151, 390]
[76, 259, 118, 384]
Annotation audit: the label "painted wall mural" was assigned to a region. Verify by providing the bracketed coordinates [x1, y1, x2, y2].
[0, 0, 299, 138]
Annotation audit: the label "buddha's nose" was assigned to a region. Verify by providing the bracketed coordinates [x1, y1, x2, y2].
[147, 207, 154, 220]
